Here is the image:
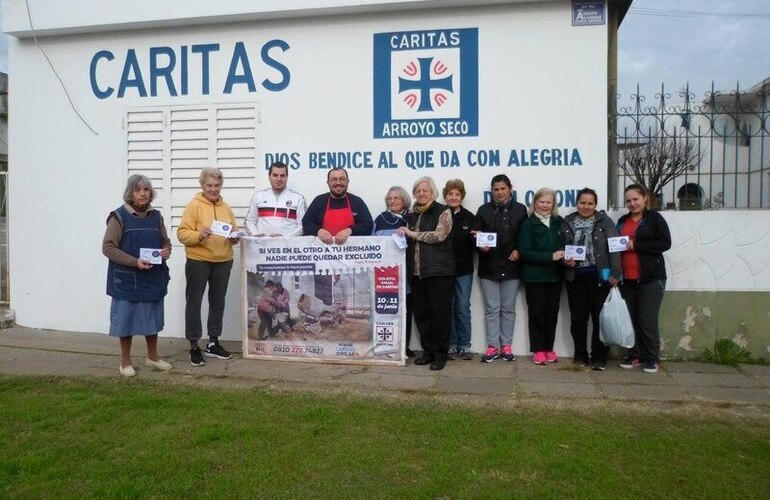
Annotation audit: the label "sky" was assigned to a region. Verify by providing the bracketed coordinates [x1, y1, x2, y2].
[618, 0, 770, 103]
[0, 1, 768, 98]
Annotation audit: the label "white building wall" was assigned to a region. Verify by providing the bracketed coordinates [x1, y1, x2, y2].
[6, 1, 612, 355]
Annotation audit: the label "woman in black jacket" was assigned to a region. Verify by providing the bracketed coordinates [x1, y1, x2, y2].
[617, 184, 672, 374]
[472, 174, 528, 363]
[443, 179, 476, 360]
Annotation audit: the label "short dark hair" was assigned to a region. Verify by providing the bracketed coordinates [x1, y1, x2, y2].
[490, 174, 511, 189]
[576, 187, 598, 204]
[624, 183, 648, 197]
[442, 179, 466, 200]
[327, 167, 348, 181]
[269, 161, 288, 175]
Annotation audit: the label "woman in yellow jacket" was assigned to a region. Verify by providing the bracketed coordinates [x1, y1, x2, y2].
[177, 167, 241, 367]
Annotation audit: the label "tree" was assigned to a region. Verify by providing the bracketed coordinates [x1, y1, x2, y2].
[619, 136, 703, 202]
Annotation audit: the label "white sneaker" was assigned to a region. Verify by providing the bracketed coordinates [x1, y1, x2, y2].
[119, 364, 136, 377]
[145, 358, 172, 371]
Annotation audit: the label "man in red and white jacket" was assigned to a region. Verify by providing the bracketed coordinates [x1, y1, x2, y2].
[245, 162, 307, 237]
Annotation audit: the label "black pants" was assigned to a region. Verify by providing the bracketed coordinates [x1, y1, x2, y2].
[566, 273, 610, 364]
[257, 310, 276, 340]
[620, 279, 666, 364]
[405, 292, 413, 348]
[185, 259, 233, 343]
[411, 275, 452, 361]
[525, 281, 562, 352]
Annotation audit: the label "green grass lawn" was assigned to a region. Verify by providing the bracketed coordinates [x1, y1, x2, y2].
[1, 376, 768, 499]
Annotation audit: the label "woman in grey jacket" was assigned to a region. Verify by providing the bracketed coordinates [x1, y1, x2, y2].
[560, 188, 621, 371]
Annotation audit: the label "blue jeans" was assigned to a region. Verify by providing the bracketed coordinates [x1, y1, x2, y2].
[479, 278, 520, 348]
[620, 279, 666, 364]
[449, 273, 473, 350]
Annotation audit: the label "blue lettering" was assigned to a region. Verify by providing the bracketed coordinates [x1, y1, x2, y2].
[149, 46, 177, 97]
[507, 150, 520, 167]
[404, 150, 434, 170]
[563, 189, 577, 207]
[440, 150, 460, 167]
[89, 41, 291, 99]
[192, 43, 220, 95]
[90, 50, 114, 99]
[506, 148, 582, 167]
[309, 152, 373, 169]
[265, 152, 301, 170]
[571, 149, 583, 165]
[180, 45, 188, 95]
[261, 39, 291, 91]
[224, 42, 256, 94]
[468, 149, 500, 167]
[117, 49, 147, 98]
[530, 149, 539, 167]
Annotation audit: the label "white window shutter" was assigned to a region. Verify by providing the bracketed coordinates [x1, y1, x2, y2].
[126, 103, 260, 234]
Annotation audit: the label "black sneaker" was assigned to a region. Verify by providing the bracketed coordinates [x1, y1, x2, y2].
[205, 342, 232, 360]
[190, 345, 207, 367]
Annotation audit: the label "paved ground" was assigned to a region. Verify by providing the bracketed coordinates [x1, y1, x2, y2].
[1, 326, 769, 416]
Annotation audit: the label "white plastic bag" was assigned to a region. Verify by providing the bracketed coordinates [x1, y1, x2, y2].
[599, 287, 635, 348]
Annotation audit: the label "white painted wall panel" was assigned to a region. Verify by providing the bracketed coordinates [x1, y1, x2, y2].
[8, 2, 611, 357]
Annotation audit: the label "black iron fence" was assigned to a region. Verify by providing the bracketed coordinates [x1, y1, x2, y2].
[612, 81, 770, 210]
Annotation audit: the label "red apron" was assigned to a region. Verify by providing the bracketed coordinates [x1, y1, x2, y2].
[322, 195, 355, 236]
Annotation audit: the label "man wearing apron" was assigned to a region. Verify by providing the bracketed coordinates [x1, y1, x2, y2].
[302, 168, 374, 243]
[302, 168, 374, 305]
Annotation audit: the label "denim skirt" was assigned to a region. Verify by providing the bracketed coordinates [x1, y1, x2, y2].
[109, 298, 164, 337]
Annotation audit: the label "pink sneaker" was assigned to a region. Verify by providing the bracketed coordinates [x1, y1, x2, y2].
[532, 351, 547, 365]
[481, 346, 499, 363]
[501, 345, 515, 362]
[545, 351, 558, 363]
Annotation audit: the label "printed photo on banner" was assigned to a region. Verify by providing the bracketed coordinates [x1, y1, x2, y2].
[241, 236, 407, 365]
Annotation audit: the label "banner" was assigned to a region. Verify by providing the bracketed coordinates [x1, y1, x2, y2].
[241, 236, 406, 365]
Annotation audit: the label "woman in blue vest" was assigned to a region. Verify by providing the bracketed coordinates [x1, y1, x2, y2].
[373, 185, 415, 357]
[102, 175, 172, 377]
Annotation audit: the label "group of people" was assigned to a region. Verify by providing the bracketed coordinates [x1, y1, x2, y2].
[103, 163, 670, 377]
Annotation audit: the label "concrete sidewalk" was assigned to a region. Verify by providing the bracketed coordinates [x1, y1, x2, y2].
[1, 326, 768, 415]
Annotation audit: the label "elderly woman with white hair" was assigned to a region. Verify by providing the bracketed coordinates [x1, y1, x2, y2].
[373, 186, 411, 236]
[373, 185, 415, 357]
[397, 177, 455, 370]
[519, 187, 566, 366]
[178, 167, 241, 367]
[102, 174, 172, 377]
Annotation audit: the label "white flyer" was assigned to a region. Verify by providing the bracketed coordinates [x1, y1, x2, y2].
[392, 232, 408, 249]
[564, 245, 587, 261]
[608, 236, 630, 252]
[475, 232, 497, 248]
[139, 248, 163, 264]
[211, 220, 234, 237]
